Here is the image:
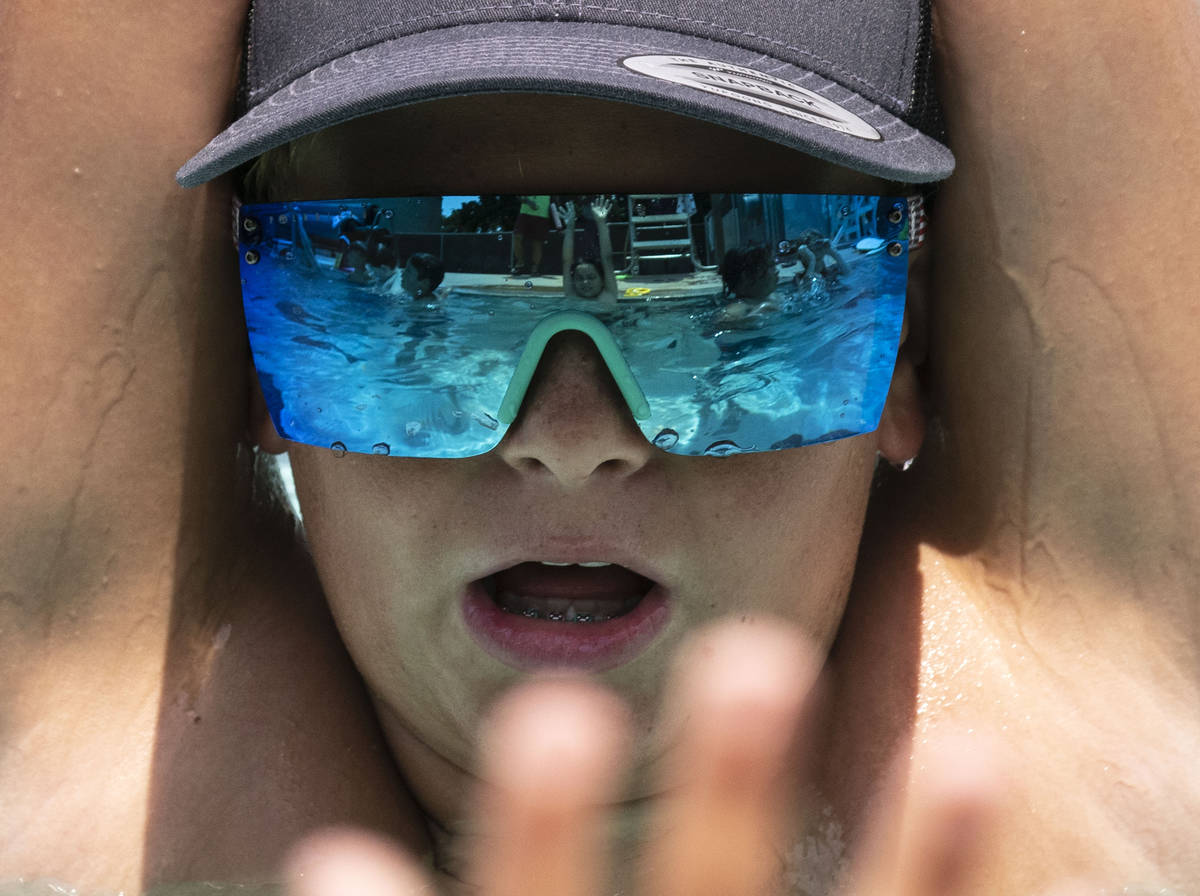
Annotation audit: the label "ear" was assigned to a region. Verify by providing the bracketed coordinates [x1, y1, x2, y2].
[876, 247, 931, 464]
[877, 354, 925, 465]
[248, 362, 290, 455]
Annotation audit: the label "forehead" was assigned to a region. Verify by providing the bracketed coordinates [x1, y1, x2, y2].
[285, 94, 900, 197]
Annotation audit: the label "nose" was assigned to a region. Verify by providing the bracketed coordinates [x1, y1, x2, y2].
[495, 331, 655, 485]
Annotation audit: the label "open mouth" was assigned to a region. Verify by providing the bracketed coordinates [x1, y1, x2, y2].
[463, 560, 671, 671]
[483, 561, 655, 623]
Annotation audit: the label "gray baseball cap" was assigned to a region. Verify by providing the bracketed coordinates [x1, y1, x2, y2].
[176, 0, 954, 187]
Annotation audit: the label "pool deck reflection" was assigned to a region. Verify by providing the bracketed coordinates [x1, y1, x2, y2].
[443, 268, 729, 299]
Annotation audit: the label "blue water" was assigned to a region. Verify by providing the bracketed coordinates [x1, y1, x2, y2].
[240, 255, 906, 458]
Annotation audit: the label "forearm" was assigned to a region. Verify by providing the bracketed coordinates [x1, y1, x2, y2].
[0, 4, 421, 889]
[925, 0, 1200, 604]
[894, 12, 1200, 883]
[596, 219, 619, 297]
[561, 217, 576, 265]
[1, 1, 246, 879]
[561, 218, 577, 297]
[0, 0, 252, 602]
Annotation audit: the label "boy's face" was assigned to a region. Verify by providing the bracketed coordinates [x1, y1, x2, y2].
[571, 262, 604, 298]
[260, 94, 922, 786]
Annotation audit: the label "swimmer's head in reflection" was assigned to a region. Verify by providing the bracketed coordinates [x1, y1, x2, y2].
[720, 246, 779, 300]
[570, 259, 605, 299]
[402, 252, 445, 298]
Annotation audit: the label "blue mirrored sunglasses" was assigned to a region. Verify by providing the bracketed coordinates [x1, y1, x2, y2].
[236, 193, 912, 458]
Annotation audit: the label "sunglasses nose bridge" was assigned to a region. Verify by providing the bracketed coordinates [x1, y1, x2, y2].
[494, 313, 655, 480]
[498, 312, 650, 425]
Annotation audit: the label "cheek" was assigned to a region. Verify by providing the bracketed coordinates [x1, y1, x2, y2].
[286, 448, 508, 768]
[673, 441, 876, 647]
[286, 449, 462, 646]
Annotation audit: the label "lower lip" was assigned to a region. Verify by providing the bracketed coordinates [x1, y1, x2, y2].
[461, 581, 671, 673]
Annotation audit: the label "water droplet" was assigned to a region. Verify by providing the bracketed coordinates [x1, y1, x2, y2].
[476, 412, 500, 431]
[524, 280, 533, 289]
[371, 442, 391, 456]
[652, 428, 680, 449]
[330, 441, 347, 457]
[839, 205, 850, 217]
[703, 439, 745, 457]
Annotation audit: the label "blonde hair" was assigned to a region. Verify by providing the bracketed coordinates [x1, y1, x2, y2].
[238, 131, 328, 202]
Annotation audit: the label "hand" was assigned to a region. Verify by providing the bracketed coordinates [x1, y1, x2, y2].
[590, 195, 613, 221]
[553, 201, 576, 227]
[283, 620, 1011, 896]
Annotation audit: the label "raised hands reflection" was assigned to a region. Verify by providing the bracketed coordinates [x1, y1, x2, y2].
[589, 196, 614, 222]
[553, 201, 577, 228]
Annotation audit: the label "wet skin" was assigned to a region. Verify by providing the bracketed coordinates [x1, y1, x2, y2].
[254, 93, 926, 871]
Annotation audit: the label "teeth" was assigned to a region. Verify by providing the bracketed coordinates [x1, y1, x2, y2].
[537, 560, 614, 568]
[496, 591, 629, 623]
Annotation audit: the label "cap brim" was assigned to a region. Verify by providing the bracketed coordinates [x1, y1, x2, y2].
[177, 22, 954, 188]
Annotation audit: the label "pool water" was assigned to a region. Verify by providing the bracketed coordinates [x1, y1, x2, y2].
[241, 255, 906, 458]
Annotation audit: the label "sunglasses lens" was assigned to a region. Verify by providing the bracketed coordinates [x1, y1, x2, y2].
[239, 194, 909, 458]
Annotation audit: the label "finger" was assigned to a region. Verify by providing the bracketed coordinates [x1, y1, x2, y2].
[848, 733, 1003, 896]
[465, 675, 632, 896]
[285, 827, 434, 896]
[639, 618, 821, 896]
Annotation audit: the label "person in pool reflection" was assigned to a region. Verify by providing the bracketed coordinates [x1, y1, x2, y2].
[510, 195, 554, 276]
[795, 229, 849, 284]
[382, 250, 445, 300]
[717, 245, 782, 321]
[557, 196, 621, 305]
[6, 0, 1200, 894]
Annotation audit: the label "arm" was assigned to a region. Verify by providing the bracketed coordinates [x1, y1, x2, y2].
[291, 205, 324, 273]
[0, 4, 423, 889]
[840, 1, 1200, 891]
[590, 197, 621, 305]
[924, 0, 1200, 648]
[556, 201, 578, 299]
[826, 243, 849, 276]
[796, 245, 818, 279]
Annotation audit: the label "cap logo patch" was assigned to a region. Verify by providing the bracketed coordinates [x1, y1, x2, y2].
[621, 55, 882, 141]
